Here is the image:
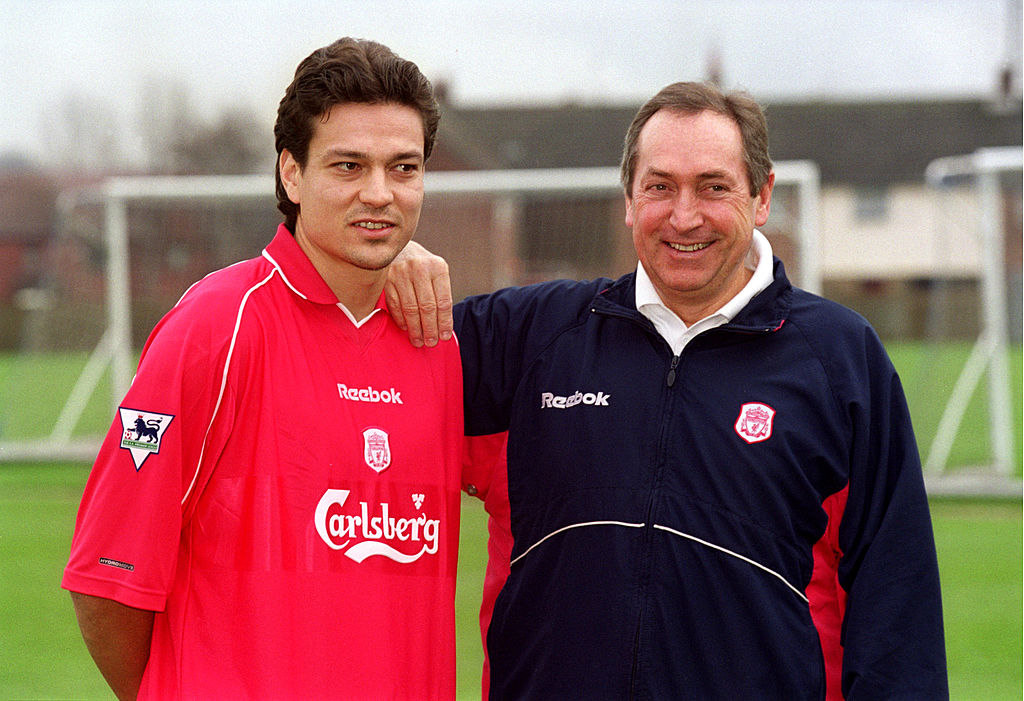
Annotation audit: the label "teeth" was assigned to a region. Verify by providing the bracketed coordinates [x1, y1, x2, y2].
[669, 241, 710, 252]
[358, 222, 389, 230]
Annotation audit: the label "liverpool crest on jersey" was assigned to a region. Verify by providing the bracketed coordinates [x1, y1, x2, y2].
[735, 402, 775, 444]
[362, 427, 391, 473]
[118, 408, 174, 470]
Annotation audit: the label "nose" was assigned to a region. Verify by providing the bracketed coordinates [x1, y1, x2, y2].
[359, 168, 394, 208]
[668, 191, 703, 231]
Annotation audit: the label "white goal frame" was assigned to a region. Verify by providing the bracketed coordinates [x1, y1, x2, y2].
[922, 146, 1022, 497]
[0, 163, 820, 462]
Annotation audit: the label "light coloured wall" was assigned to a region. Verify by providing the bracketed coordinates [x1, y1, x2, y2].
[820, 184, 984, 279]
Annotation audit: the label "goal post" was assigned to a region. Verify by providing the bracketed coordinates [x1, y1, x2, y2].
[0, 164, 819, 463]
[922, 146, 1022, 495]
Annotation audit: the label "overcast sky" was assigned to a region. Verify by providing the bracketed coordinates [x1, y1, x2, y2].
[1, 0, 1019, 165]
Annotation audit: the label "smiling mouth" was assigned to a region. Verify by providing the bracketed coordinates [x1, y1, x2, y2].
[355, 221, 392, 231]
[668, 241, 710, 252]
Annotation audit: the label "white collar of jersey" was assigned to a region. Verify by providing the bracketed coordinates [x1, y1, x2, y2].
[335, 302, 383, 327]
[635, 230, 774, 352]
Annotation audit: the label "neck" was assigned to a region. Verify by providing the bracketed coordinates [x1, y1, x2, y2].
[329, 273, 386, 322]
[670, 266, 755, 327]
[290, 220, 388, 321]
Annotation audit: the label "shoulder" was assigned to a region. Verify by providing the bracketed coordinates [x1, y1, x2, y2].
[177, 256, 276, 310]
[453, 278, 620, 376]
[787, 289, 883, 347]
[457, 277, 619, 325]
[145, 256, 277, 352]
[783, 288, 896, 385]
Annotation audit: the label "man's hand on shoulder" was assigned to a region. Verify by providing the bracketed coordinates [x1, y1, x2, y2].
[385, 241, 454, 347]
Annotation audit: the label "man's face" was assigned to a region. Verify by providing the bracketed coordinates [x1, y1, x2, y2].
[279, 102, 425, 292]
[625, 109, 773, 324]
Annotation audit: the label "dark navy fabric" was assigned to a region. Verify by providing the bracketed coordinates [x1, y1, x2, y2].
[455, 259, 947, 700]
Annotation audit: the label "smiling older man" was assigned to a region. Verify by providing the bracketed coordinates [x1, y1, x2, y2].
[391, 81, 948, 700]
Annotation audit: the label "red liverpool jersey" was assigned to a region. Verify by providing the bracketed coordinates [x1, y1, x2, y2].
[63, 225, 465, 700]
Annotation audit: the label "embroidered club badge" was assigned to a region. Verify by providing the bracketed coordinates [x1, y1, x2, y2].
[735, 402, 775, 444]
[363, 427, 391, 473]
[118, 408, 174, 470]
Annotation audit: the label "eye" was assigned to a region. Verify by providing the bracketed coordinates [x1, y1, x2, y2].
[335, 161, 359, 172]
[394, 163, 420, 174]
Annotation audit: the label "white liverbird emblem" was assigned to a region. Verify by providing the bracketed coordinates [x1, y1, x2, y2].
[362, 427, 391, 473]
[735, 402, 776, 444]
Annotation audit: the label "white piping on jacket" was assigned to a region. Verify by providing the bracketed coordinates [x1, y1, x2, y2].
[508, 519, 809, 603]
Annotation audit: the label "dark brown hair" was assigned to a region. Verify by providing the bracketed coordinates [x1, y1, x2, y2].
[620, 82, 772, 196]
[274, 37, 440, 231]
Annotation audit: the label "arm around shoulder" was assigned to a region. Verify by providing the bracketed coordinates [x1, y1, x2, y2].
[70, 591, 154, 701]
[385, 240, 453, 347]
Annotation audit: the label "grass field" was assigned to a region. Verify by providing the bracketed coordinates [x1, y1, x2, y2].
[0, 463, 1019, 700]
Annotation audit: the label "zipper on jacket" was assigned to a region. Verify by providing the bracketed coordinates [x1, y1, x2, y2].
[629, 351, 683, 700]
[589, 306, 682, 390]
[666, 354, 680, 387]
[590, 303, 674, 699]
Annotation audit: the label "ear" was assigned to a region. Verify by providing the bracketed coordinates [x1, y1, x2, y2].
[279, 149, 302, 204]
[754, 171, 774, 227]
[624, 190, 635, 228]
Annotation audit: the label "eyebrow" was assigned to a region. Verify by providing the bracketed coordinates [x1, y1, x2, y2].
[640, 166, 673, 180]
[322, 148, 424, 163]
[640, 167, 736, 183]
[696, 170, 734, 182]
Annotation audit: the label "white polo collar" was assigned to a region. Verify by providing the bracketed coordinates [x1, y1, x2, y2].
[635, 230, 774, 355]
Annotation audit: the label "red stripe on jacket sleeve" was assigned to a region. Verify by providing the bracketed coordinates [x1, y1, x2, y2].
[807, 484, 849, 701]
[463, 432, 511, 700]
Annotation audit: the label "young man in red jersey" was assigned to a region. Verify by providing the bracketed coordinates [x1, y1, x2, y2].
[64, 38, 466, 700]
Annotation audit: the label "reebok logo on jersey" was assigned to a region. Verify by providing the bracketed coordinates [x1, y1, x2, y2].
[540, 390, 610, 409]
[315, 488, 440, 564]
[735, 402, 776, 444]
[338, 383, 403, 404]
[117, 408, 174, 470]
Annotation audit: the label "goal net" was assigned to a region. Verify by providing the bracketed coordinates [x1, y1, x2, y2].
[0, 165, 821, 462]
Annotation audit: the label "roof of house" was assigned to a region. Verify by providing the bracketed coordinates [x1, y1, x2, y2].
[435, 96, 1022, 185]
[764, 98, 1022, 185]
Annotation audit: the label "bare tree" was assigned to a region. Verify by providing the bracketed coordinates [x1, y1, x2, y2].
[170, 107, 271, 175]
[41, 92, 125, 172]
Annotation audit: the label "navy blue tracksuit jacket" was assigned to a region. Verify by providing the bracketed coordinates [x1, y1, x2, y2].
[456, 259, 947, 700]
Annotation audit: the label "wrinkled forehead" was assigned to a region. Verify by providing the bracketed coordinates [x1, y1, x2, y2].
[635, 109, 747, 179]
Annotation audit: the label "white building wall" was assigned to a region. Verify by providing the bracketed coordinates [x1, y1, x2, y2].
[820, 184, 984, 279]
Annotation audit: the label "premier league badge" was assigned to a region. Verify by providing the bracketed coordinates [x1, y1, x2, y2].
[362, 427, 391, 473]
[118, 408, 174, 470]
[735, 402, 775, 444]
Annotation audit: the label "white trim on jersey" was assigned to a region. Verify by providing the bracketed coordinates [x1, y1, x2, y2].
[180, 269, 278, 507]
